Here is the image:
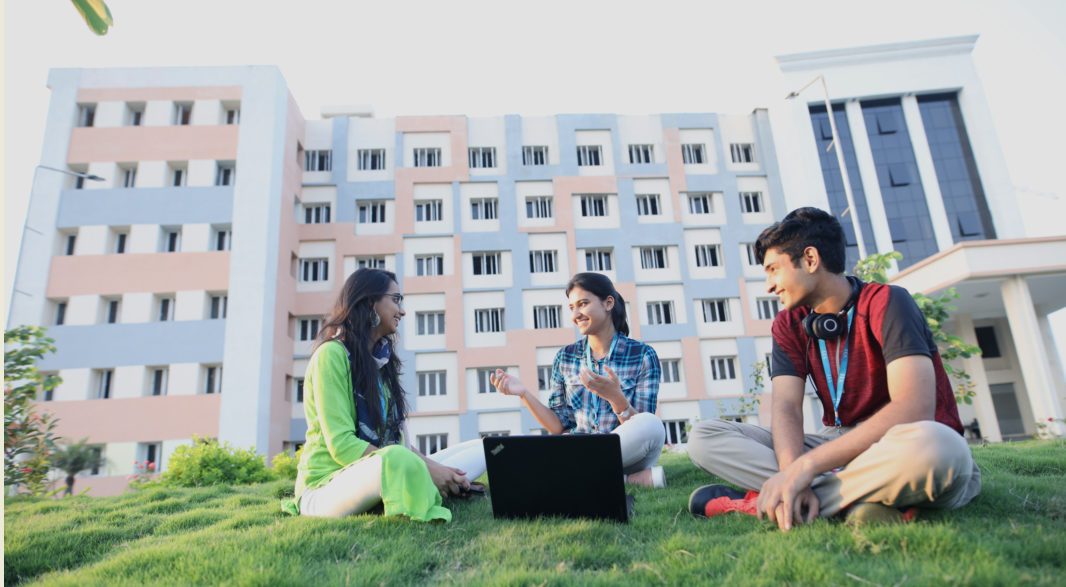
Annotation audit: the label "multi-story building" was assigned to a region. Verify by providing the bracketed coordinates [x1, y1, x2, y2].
[9, 36, 1065, 495]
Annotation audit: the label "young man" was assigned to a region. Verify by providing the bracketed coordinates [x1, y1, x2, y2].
[687, 208, 980, 531]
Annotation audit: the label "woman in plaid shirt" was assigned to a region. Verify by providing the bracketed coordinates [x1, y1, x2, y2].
[491, 273, 668, 488]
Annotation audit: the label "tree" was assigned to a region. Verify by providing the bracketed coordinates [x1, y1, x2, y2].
[853, 252, 981, 404]
[5, 326, 62, 495]
[52, 438, 106, 497]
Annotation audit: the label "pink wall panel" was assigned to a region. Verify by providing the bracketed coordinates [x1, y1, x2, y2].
[47, 252, 230, 297]
[41, 395, 221, 444]
[68, 126, 239, 164]
[77, 86, 243, 103]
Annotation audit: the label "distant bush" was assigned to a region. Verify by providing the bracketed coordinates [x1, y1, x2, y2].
[150, 435, 275, 488]
[271, 445, 303, 481]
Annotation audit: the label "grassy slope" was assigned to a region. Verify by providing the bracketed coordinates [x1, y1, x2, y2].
[5, 440, 1065, 587]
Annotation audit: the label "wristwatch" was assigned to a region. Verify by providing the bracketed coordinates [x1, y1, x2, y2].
[614, 404, 634, 419]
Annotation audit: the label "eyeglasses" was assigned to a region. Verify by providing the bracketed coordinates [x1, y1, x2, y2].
[385, 293, 404, 309]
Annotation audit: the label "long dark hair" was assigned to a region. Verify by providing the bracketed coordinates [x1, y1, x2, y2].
[565, 272, 630, 337]
[313, 268, 408, 434]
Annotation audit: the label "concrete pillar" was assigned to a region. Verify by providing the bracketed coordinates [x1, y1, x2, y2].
[954, 313, 1003, 442]
[1037, 313, 1066, 430]
[844, 101, 895, 261]
[1000, 276, 1066, 435]
[901, 95, 955, 253]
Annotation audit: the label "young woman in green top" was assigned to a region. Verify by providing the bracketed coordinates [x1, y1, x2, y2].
[283, 268, 486, 521]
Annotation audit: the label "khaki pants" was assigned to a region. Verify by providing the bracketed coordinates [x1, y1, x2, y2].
[688, 419, 982, 517]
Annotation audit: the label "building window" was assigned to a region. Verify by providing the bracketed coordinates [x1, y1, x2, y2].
[55, 302, 67, 326]
[216, 165, 236, 186]
[358, 202, 386, 224]
[471, 198, 498, 220]
[580, 196, 607, 217]
[78, 104, 95, 127]
[522, 146, 548, 166]
[115, 233, 127, 254]
[743, 244, 759, 266]
[661, 360, 681, 383]
[628, 144, 653, 164]
[526, 196, 553, 219]
[730, 143, 756, 163]
[358, 149, 386, 170]
[417, 312, 445, 336]
[76, 176, 85, 189]
[294, 378, 304, 403]
[106, 299, 120, 324]
[205, 366, 223, 394]
[305, 204, 331, 224]
[635, 194, 661, 216]
[765, 354, 773, 378]
[682, 144, 705, 164]
[975, 326, 1002, 358]
[141, 443, 161, 468]
[358, 257, 386, 270]
[702, 299, 729, 323]
[122, 167, 137, 188]
[128, 107, 143, 126]
[533, 306, 562, 329]
[757, 298, 780, 320]
[469, 147, 497, 169]
[694, 244, 721, 268]
[474, 309, 505, 333]
[416, 200, 443, 222]
[639, 247, 668, 269]
[215, 230, 232, 251]
[537, 366, 552, 391]
[740, 192, 764, 214]
[174, 103, 192, 125]
[416, 255, 444, 276]
[300, 318, 320, 341]
[65, 235, 77, 256]
[210, 296, 228, 320]
[646, 301, 675, 325]
[472, 253, 501, 276]
[412, 148, 441, 167]
[664, 420, 689, 444]
[688, 194, 712, 215]
[585, 249, 612, 271]
[305, 150, 332, 172]
[151, 368, 168, 396]
[164, 231, 181, 253]
[477, 369, 499, 393]
[418, 434, 448, 455]
[172, 168, 186, 187]
[418, 372, 447, 397]
[576, 145, 602, 167]
[158, 297, 176, 322]
[710, 357, 737, 380]
[226, 109, 240, 124]
[301, 259, 329, 282]
[97, 369, 113, 399]
[529, 250, 557, 274]
[88, 446, 104, 474]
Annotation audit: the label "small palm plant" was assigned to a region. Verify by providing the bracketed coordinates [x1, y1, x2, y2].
[51, 438, 107, 497]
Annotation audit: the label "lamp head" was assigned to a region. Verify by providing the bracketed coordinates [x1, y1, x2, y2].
[85, 174, 104, 181]
[785, 92, 799, 100]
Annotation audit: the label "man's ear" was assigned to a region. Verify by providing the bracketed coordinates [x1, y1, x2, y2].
[803, 246, 821, 275]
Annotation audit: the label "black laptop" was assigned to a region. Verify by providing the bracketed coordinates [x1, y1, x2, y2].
[482, 434, 635, 523]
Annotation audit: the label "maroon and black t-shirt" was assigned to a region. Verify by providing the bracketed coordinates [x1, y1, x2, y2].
[771, 281, 964, 435]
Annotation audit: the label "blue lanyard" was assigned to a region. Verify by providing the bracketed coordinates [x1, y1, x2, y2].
[582, 333, 619, 431]
[818, 309, 854, 427]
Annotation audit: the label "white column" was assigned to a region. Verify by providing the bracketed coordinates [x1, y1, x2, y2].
[901, 96, 955, 253]
[1037, 313, 1066, 429]
[1000, 276, 1066, 435]
[844, 101, 895, 258]
[954, 313, 1002, 443]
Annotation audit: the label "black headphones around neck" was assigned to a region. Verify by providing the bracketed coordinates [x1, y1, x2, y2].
[801, 276, 863, 340]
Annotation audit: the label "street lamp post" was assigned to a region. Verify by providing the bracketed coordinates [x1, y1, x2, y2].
[786, 75, 868, 260]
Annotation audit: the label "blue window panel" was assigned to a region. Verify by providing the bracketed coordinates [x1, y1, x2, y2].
[876, 112, 898, 134]
[888, 164, 910, 186]
[888, 218, 908, 242]
[918, 93, 995, 244]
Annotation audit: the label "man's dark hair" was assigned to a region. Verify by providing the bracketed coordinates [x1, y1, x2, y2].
[754, 207, 847, 274]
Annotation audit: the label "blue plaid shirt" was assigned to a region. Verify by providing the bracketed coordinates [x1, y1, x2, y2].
[549, 332, 661, 434]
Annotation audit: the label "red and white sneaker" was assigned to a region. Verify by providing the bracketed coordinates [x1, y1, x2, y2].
[689, 484, 759, 518]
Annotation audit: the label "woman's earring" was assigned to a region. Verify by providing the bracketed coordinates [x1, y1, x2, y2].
[370, 310, 381, 328]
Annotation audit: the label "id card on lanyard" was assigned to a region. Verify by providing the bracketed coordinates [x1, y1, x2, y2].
[818, 308, 854, 428]
[582, 333, 619, 431]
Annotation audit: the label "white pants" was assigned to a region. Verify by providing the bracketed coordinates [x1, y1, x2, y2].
[299, 439, 488, 518]
[613, 412, 666, 475]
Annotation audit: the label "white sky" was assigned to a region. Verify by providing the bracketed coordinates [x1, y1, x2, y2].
[5, 0, 1066, 330]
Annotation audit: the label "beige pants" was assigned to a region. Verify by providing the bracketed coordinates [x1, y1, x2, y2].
[688, 419, 982, 517]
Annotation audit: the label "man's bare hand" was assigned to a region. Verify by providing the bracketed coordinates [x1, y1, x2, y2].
[757, 464, 818, 532]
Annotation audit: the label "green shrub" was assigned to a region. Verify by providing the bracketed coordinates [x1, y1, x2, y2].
[150, 435, 275, 488]
[270, 445, 302, 481]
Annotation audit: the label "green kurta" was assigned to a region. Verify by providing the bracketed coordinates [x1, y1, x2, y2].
[281, 341, 450, 522]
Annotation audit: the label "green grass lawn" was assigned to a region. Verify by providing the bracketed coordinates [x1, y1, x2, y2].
[5, 439, 1065, 586]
